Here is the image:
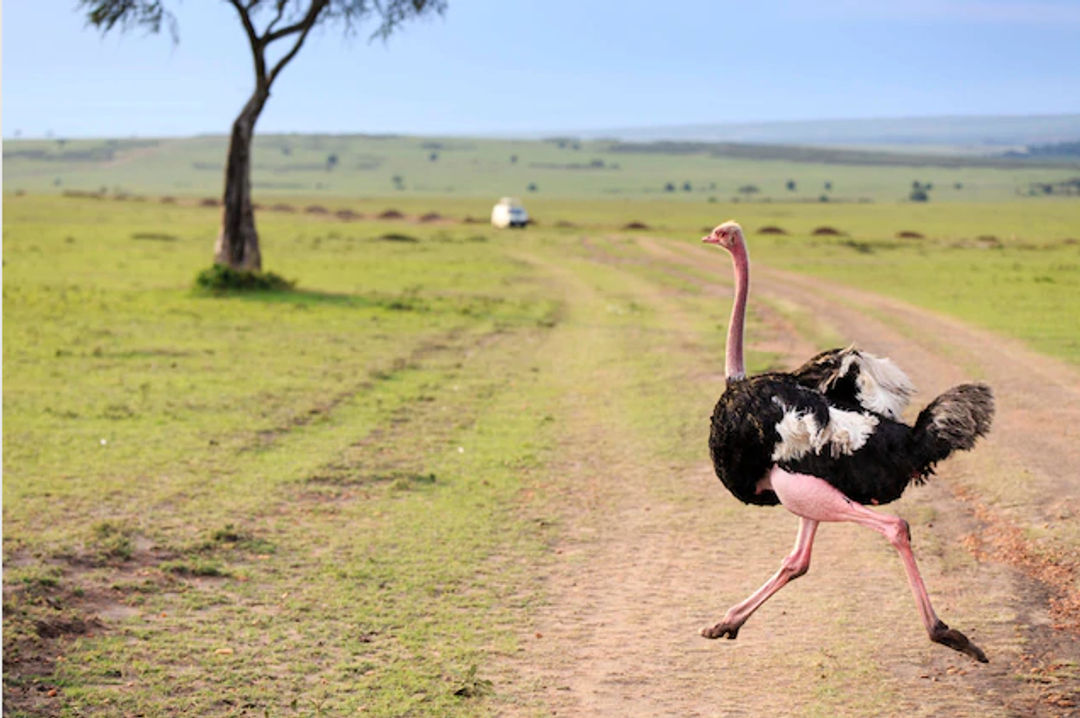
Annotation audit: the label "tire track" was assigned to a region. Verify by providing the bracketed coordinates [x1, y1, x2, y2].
[497, 237, 1058, 716]
[643, 234, 1080, 715]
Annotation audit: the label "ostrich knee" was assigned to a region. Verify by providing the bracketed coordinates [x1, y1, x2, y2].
[780, 552, 810, 580]
[882, 517, 912, 548]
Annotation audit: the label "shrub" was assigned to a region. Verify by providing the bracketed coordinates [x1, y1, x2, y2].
[195, 264, 295, 292]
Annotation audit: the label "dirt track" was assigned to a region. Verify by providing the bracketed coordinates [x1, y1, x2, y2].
[498, 233, 1080, 717]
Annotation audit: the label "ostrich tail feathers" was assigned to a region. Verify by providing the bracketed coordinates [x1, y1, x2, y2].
[914, 383, 994, 464]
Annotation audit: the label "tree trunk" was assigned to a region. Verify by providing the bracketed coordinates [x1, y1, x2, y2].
[214, 92, 267, 271]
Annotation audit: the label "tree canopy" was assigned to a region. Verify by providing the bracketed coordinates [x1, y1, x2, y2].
[80, 0, 447, 44]
[78, 0, 447, 274]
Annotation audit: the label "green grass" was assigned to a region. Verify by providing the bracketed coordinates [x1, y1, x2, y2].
[2, 195, 563, 715]
[3, 193, 1079, 714]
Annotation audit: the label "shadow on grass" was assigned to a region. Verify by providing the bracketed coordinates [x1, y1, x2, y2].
[193, 286, 421, 311]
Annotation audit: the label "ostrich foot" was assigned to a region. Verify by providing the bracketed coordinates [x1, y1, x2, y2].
[930, 620, 989, 663]
[701, 621, 741, 640]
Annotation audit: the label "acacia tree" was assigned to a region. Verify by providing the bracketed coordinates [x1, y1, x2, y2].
[80, 0, 446, 272]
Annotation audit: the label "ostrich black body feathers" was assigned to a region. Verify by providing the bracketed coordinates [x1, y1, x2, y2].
[708, 349, 993, 508]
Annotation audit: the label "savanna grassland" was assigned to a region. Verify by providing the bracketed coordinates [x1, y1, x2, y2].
[5, 133, 1080, 203]
[4, 151, 1080, 716]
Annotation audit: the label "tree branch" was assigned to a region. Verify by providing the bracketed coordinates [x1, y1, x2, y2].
[227, 0, 267, 83]
[263, 0, 328, 44]
[266, 3, 328, 87]
[262, 0, 289, 38]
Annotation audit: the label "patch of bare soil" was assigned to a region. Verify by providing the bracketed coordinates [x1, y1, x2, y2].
[811, 226, 844, 236]
[2, 542, 191, 715]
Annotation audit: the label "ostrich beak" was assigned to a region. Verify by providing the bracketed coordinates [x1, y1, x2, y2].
[702, 234, 720, 244]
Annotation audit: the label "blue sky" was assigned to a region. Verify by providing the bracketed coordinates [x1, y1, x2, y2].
[3, 0, 1080, 138]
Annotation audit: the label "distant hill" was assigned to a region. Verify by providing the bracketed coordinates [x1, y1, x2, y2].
[570, 114, 1080, 154]
[4, 131, 1079, 202]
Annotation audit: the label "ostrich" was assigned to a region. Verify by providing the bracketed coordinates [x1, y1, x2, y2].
[701, 220, 993, 662]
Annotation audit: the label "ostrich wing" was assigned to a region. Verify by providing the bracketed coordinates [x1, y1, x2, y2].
[790, 347, 914, 420]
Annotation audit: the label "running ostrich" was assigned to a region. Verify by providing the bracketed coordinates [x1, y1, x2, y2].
[701, 220, 993, 662]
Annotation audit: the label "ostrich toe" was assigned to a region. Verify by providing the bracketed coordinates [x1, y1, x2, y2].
[701, 622, 741, 640]
[930, 620, 989, 663]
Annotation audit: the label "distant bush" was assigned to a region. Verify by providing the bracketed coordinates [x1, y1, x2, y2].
[131, 231, 177, 241]
[378, 232, 419, 243]
[1023, 141, 1080, 157]
[682, 181, 692, 192]
[786, 180, 796, 191]
[195, 264, 295, 292]
[527, 182, 538, 192]
[737, 184, 760, 195]
[909, 188, 929, 202]
[664, 182, 675, 192]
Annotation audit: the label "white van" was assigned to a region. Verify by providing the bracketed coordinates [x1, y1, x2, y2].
[491, 197, 529, 228]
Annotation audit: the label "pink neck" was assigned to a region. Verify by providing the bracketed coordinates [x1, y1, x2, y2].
[726, 238, 749, 380]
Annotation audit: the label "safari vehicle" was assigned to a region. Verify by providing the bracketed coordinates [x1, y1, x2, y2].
[490, 197, 529, 228]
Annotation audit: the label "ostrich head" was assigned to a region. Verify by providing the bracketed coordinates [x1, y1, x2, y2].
[702, 220, 744, 251]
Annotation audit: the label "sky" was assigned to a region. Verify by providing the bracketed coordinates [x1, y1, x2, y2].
[3, 0, 1080, 139]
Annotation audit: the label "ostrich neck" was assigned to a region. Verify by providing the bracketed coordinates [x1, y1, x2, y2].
[726, 241, 749, 380]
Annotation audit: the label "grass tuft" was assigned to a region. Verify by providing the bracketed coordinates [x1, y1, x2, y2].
[194, 263, 296, 292]
[451, 665, 494, 699]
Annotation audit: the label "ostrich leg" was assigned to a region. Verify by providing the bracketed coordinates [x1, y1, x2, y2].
[702, 517, 818, 639]
[765, 466, 988, 662]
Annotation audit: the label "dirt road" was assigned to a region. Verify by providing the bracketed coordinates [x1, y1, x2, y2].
[497, 233, 1080, 717]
